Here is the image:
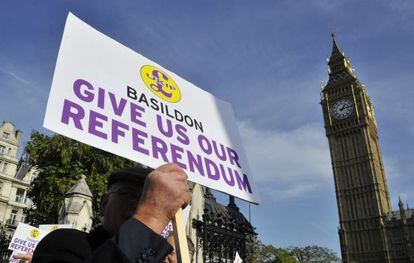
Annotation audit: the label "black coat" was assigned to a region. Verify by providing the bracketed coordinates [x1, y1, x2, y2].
[32, 220, 172, 263]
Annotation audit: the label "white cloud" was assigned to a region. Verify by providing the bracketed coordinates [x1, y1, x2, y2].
[383, 154, 414, 207]
[238, 121, 332, 200]
[0, 68, 47, 96]
[238, 119, 413, 204]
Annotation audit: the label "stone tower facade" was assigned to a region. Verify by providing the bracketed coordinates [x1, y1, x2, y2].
[321, 36, 414, 263]
[321, 35, 390, 262]
[0, 121, 37, 236]
[58, 175, 93, 232]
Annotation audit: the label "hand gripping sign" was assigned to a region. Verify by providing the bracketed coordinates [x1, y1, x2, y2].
[44, 13, 259, 262]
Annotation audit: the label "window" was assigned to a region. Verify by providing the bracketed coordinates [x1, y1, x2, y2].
[10, 210, 17, 225]
[1, 162, 8, 173]
[2, 132, 9, 140]
[21, 215, 26, 223]
[15, 188, 25, 203]
[0, 145, 5, 154]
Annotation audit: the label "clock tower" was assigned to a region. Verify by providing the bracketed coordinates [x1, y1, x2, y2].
[321, 35, 392, 262]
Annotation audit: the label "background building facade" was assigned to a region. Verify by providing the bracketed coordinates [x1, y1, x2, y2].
[188, 183, 256, 262]
[58, 175, 93, 232]
[321, 36, 414, 262]
[0, 121, 36, 236]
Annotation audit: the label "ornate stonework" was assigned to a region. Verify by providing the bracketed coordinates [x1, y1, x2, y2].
[0, 121, 37, 236]
[321, 36, 414, 263]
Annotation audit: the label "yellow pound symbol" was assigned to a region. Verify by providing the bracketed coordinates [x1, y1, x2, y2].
[29, 229, 40, 239]
[140, 65, 181, 103]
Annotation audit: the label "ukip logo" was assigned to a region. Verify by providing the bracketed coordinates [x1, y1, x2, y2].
[140, 65, 181, 103]
[29, 229, 40, 239]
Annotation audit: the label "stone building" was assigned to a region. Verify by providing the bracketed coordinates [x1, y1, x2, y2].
[186, 183, 205, 263]
[58, 175, 93, 232]
[320, 35, 414, 262]
[0, 121, 37, 236]
[187, 183, 256, 262]
[385, 198, 414, 262]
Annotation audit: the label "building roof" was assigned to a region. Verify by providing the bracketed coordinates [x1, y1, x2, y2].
[66, 175, 93, 198]
[386, 209, 414, 221]
[203, 189, 255, 234]
[328, 34, 345, 64]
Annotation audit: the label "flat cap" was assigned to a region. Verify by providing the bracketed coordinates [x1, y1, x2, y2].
[107, 166, 153, 189]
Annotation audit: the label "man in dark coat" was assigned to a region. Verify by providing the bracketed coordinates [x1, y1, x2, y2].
[28, 163, 190, 263]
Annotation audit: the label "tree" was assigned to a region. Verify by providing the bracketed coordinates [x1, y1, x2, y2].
[246, 237, 260, 262]
[256, 241, 296, 263]
[289, 245, 340, 263]
[25, 131, 138, 225]
[254, 240, 340, 263]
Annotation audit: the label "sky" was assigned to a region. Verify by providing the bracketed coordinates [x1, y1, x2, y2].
[1, 0, 414, 255]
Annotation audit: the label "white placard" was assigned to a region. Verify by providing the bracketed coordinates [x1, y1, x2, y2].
[44, 13, 258, 203]
[8, 223, 49, 254]
[39, 224, 73, 232]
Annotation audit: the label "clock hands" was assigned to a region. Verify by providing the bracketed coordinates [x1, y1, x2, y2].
[340, 104, 353, 111]
[332, 99, 354, 120]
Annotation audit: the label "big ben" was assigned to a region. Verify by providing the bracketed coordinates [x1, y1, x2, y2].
[320, 35, 394, 262]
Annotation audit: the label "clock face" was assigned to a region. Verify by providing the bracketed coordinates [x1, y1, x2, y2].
[331, 99, 354, 120]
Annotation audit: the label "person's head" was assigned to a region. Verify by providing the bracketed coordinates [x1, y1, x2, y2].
[100, 166, 153, 236]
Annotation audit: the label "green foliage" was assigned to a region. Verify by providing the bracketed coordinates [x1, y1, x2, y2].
[255, 240, 340, 263]
[256, 241, 296, 263]
[289, 245, 340, 263]
[25, 131, 138, 225]
[246, 237, 260, 262]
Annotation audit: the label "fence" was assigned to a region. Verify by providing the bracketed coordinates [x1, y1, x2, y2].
[0, 236, 11, 262]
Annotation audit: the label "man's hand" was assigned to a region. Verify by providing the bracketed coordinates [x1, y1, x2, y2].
[133, 163, 191, 234]
[13, 252, 33, 263]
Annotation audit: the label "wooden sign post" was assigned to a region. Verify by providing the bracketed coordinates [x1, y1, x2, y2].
[172, 208, 191, 263]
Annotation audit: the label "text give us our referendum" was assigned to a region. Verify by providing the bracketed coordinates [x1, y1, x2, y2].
[44, 13, 258, 203]
[61, 78, 252, 194]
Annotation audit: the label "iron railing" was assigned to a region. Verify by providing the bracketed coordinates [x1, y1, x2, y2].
[193, 208, 256, 263]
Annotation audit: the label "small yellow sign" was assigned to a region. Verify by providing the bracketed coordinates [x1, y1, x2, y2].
[29, 229, 40, 239]
[140, 65, 181, 103]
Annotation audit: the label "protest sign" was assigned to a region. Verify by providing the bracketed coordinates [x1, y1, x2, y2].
[44, 13, 258, 204]
[8, 223, 49, 254]
[39, 224, 73, 232]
